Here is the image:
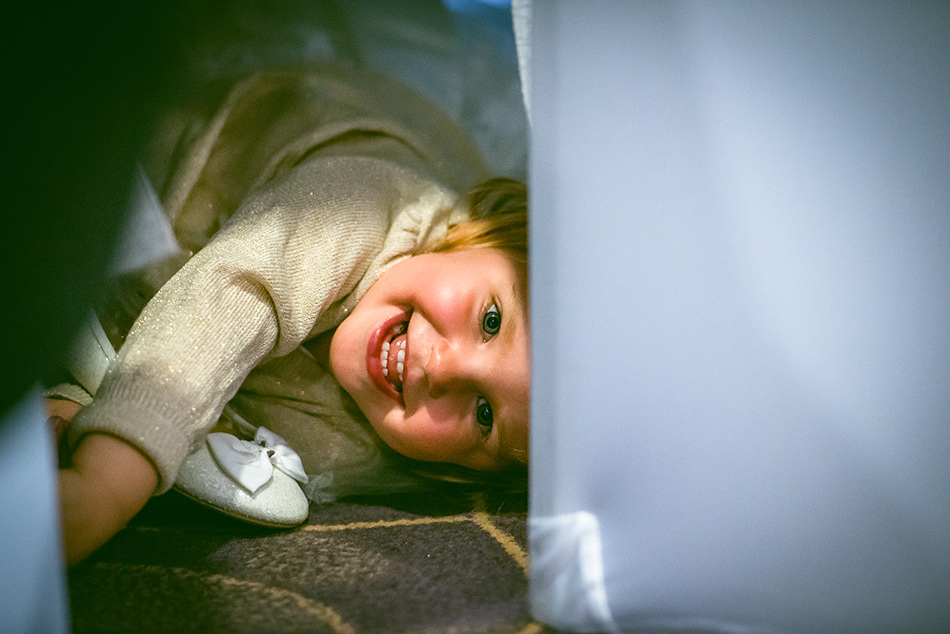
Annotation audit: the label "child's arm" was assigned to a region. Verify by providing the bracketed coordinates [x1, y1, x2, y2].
[58, 434, 157, 565]
[60, 156, 452, 561]
[66, 156, 433, 494]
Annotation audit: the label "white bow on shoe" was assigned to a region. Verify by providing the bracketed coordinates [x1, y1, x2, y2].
[175, 427, 310, 528]
[207, 427, 309, 494]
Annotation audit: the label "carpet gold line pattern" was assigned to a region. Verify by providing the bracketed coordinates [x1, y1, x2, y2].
[301, 514, 471, 532]
[472, 493, 530, 575]
[93, 562, 356, 634]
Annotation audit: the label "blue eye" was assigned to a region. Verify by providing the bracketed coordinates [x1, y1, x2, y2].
[482, 303, 501, 337]
[476, 397, 494, 435]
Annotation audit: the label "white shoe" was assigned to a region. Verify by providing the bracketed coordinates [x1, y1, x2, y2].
[174, 427, 309, 528]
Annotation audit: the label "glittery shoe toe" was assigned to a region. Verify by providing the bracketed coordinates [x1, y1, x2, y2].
[174, 442, 309, 528]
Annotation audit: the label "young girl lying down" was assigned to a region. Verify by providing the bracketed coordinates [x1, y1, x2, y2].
[53, 66, 529, 564]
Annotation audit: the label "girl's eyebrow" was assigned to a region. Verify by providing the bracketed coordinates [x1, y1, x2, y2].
[491, 278, 529, 466]
[500, 442, 529, 466]
[493, 409, 528, 468]
[499, 279, 526, 340]
[510, 280, 527, 322]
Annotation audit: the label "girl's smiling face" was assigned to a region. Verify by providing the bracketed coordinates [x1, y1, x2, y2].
[329, 249, 529, 471]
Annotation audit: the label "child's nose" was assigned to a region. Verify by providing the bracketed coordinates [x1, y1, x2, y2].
[423, 338, 476, 397]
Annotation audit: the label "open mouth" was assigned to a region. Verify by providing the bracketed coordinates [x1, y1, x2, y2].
[380, 323, 408, 391]
[367, 311, 411, 403]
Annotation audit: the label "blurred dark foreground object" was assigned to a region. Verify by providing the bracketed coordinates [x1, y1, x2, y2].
[2, 3, 198, 416]
[1, 5, 190, 631]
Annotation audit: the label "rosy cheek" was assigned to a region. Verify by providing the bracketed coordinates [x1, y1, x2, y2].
[398, 417, 465, 457]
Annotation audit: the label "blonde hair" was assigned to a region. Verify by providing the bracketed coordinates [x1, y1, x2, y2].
[425, 177, 528, 267]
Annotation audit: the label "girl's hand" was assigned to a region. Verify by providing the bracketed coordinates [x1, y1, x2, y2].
[58, 434, 158, 565]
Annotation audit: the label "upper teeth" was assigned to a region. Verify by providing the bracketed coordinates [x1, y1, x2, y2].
[380, 338, 407, 385]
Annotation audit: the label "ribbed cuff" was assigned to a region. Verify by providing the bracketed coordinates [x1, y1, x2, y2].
[66, 380, 200, 495]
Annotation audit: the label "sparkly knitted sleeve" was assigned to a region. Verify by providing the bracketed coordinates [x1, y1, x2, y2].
[68, 155, 451, 493]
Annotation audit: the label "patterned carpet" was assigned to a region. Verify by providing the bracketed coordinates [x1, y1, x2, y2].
[68, 485, 561, 634]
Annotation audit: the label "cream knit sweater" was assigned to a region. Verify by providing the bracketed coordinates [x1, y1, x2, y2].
[68, 68, 488, 493]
